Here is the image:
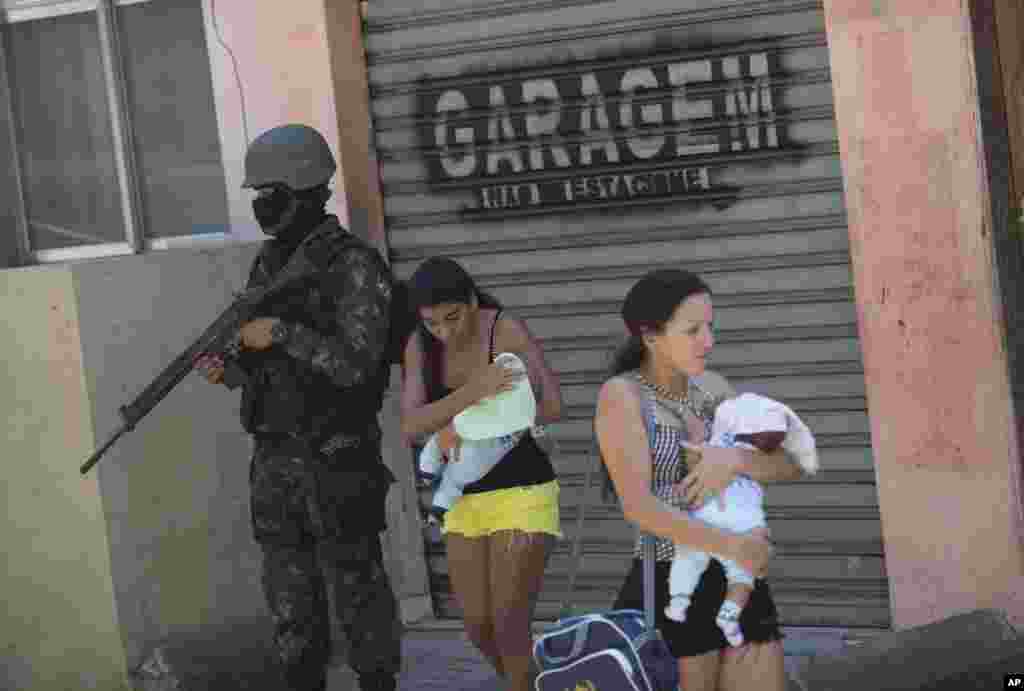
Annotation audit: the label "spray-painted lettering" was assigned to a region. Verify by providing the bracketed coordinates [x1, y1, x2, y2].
[423, 49, 787, 213]
[433, 52, 776, 179]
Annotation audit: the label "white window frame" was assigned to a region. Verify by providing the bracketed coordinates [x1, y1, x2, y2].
[1, 0, 235, 265]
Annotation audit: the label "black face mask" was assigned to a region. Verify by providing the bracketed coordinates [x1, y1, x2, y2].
[253, 185, 331, 249]
[252, 187, 299, 235]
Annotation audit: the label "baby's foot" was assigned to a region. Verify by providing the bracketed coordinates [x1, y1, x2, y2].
[716, 600, 744, 647]
[664, 596, 690, 622]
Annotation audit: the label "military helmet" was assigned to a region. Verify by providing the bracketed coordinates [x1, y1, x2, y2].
[242, 123, 337, 192]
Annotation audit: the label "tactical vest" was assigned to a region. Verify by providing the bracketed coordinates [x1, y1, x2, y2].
[238, 218, 392, 443]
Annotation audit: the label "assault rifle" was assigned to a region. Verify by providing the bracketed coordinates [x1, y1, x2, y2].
[79, 268, 320, 476]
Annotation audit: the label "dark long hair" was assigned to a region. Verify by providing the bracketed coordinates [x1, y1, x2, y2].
[601, 269, 712, 501]
[407, 256, 502, 401]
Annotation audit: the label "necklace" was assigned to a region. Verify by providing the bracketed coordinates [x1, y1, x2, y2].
[635, 372, 698, 420]
[635, 372, 703, 473]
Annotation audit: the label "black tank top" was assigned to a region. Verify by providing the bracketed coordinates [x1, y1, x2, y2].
[429, 310, 555, 494]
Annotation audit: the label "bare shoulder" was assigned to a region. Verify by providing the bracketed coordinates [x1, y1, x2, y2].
[693, 369, 737, 400]
[598, 374, 642, 406]
[493, 309, 524, 331]
[492, 311, 534, 350]
[492, 310, 526, 334]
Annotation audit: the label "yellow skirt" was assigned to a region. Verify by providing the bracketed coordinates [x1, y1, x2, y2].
[441, 479, 562, 539]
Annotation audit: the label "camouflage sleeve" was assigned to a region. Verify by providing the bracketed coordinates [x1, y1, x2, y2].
[220, 255, 266, 362]
[270, 246, 392, 388]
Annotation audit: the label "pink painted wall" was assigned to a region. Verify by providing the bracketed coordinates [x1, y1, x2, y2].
[824, 0, 1024, 629]
[323, 1, 389, 256]
[204, 0, 347, 241]
[203, 0, 386, 252]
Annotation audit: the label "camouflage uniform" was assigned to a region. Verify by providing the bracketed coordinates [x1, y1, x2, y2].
[237, 215, 402, 691]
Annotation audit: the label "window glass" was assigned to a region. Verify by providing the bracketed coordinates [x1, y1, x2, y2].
[118, 0, 230, 238]
[7, 11, 126, 250]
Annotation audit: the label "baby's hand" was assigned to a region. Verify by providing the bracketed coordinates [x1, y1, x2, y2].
[438, 423, 462, 462]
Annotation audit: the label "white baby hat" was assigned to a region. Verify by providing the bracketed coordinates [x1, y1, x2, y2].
[711, 392, 819, 475]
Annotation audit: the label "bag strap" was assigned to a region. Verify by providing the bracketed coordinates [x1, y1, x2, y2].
[488, 309, 503, 363]
[558, 376, 660, 629]
[638, 388, 658, 632]
[557, 439, 599, 620]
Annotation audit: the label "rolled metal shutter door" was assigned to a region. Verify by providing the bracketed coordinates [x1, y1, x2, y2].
[366, 0, 889, 630]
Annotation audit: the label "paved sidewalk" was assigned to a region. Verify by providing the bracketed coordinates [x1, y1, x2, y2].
[328, 628, 501, 691]
[326, 621, 859, 690]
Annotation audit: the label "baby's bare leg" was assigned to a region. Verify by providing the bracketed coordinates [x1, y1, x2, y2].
[716, 577, 751, 648]
[717, 528, 768, 647]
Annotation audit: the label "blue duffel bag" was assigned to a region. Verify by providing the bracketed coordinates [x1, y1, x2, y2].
[533, 605, 677, 691]
[533, 392, 678, 691]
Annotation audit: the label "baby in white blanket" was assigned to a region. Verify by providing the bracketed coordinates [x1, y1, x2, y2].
[417, 353, 548, 522]
[666, 393, 819, 647]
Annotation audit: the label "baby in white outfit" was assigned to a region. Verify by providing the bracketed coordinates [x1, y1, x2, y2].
[419, 427, 549, 520]
[665, 393, 819, 647]
[417, 353, 546, 522]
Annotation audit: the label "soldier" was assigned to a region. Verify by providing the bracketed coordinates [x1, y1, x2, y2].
[194, 124, 402, 691]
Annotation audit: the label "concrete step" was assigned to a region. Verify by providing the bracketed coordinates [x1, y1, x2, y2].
[786, 609, 1023, 691]
[149, 615, 1007, 690]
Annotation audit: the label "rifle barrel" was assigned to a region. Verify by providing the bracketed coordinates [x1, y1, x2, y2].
[76, 272, 315, 475]
[80, 423, 130, 475]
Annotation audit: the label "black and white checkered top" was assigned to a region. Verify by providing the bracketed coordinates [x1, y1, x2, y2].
[627, 371, 728, 562]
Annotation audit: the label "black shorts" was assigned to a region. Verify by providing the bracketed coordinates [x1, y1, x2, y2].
[613, 558, 784, 658]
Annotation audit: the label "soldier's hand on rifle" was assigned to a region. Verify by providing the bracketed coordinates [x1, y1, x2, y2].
[194, 353, 226, 384]
[239, 318, 280, 351]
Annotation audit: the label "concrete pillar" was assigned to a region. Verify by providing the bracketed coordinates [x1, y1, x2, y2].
[322, 0, 389, 256]
[990, 0, 1024, 213]
[989, 0, 1024, 479]
[320, 1, 433, 623]
[823, 0, 1024, 628]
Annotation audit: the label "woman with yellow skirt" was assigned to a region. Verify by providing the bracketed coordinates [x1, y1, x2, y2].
[399, 256, 563, 691]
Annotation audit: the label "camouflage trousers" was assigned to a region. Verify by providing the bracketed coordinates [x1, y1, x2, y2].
[250, 441, 402, 691]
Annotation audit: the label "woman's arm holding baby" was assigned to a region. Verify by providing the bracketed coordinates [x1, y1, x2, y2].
[732, 447, 805, 482]
[677, 371, 807, 507]
[677, 445, 803, 507]
[495, 315, 563, 424]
